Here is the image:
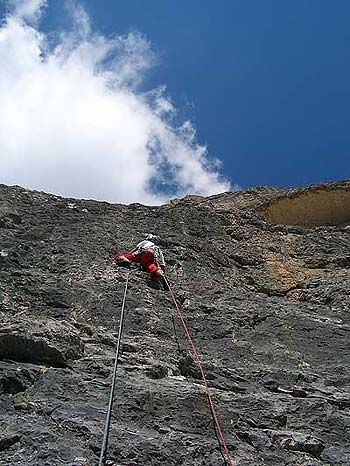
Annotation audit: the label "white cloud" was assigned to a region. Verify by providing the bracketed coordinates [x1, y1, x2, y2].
[6, 0, 47, 22]
[0, 0, 231, 204]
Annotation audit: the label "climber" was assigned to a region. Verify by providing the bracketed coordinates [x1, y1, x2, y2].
[115, 234, 168, 290]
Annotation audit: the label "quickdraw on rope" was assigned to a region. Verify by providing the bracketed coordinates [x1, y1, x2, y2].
[98, 271, 131, 466]
[163, 275, 234, 466]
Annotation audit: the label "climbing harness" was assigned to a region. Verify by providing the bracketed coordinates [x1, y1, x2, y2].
[98, 271, 131, 466]
[99, 271, 233, 465]
[163, 276, 234, 466]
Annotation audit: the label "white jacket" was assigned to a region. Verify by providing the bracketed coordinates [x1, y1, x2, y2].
[134, 240, 165, 267]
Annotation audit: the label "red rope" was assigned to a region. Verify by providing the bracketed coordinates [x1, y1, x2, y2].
[163, 276, 233, 466]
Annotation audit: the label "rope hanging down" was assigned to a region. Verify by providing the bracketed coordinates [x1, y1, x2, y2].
[163, 275, 234, 466]
[98, 271, 131, 466]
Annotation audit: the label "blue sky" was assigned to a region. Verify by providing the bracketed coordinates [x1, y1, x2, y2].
[0, 0, 349, 202]
[69, 0, 350, 188]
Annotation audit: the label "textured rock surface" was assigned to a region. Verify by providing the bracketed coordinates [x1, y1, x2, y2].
[0, 181, 349, 465]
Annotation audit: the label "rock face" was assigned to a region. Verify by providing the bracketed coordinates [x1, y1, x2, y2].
[0, 181, 349, 466]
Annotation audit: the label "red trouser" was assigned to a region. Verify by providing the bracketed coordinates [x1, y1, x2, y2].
[115, 249, 160, 279]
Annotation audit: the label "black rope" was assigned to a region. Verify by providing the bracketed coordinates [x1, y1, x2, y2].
[98, 271, 130, 466]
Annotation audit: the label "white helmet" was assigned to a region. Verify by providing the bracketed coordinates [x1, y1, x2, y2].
[145, 233, 159, 244]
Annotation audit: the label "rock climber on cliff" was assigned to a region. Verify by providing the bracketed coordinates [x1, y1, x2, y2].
[115, 234, 169, 290]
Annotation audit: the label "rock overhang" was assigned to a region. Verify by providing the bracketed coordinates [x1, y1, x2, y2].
[259, 182, 350, 227]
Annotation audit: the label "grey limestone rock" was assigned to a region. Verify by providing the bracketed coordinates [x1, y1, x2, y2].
[0, 181, 349, 465]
